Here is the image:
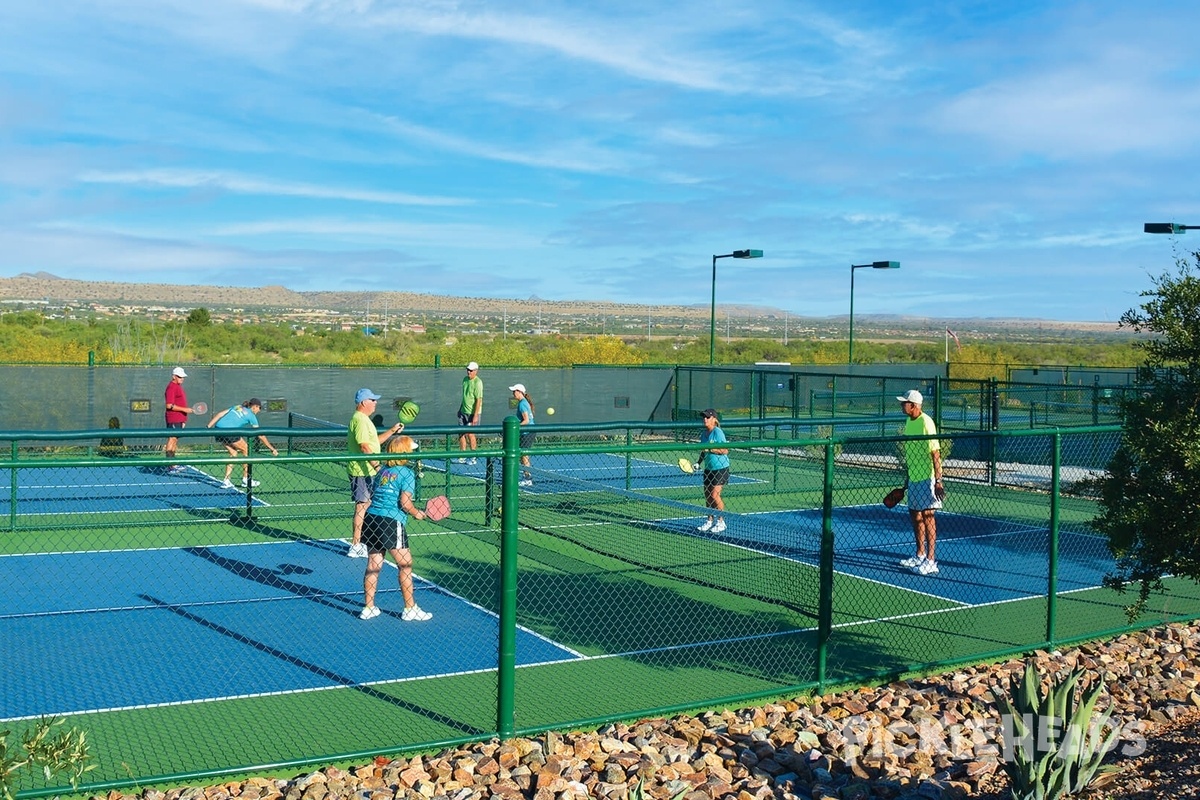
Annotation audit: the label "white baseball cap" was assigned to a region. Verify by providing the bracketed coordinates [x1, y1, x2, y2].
[508, 383, 526, 393]
[467, 361, 480, 371]
[896, 389, 923, 405]
[172, 367, 188, 378]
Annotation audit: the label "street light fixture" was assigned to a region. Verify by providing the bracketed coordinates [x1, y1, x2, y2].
[1145, 222, 1200, 234]
[710, 249, 763, 365]
[848, 260, 900, 364]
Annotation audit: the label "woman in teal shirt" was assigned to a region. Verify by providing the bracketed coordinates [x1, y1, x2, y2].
[697, 409, 730, 534]
[358, 436, 432, 622]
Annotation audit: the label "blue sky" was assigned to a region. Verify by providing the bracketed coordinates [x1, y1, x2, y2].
[1, 1, 1198, 322]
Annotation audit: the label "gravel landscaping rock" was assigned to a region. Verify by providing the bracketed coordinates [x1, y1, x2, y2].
[91, 621, 1199, 800]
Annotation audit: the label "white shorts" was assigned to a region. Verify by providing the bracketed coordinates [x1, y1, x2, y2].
[907, 478, 942, 512]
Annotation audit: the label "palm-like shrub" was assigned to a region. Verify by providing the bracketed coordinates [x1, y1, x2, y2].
[995, 662, 1120, 800]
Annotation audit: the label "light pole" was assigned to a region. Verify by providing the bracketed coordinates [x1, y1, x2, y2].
[848, 260, 900, 364]
[710, 249, 763, 365]
[1145, 222, 1200, 234]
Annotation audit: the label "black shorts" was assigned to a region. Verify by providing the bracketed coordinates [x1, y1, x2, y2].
[167, 422, 185, 430]
[215, 435, 242, 446]
[362, 512, 409, 552]
[519, 429, 536, 449]
[703, 468, 730, 491]
[457, 411, 476, 426]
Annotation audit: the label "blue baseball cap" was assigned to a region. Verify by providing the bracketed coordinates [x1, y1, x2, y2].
[355, 388, 382, 404]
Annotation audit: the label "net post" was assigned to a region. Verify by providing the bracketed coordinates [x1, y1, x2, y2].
[244, 462, 254, 521]
[484, 457, 496, 523]
[497, 415, 520, 740]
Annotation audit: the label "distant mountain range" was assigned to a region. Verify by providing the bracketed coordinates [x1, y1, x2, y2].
[0, 272, 746, 317]
[0, 272, 1122, 333]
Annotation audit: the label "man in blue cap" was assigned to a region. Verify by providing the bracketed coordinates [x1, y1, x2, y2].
[347, 387, 405, 558]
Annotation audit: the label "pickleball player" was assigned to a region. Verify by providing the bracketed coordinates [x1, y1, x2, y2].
[358, 436, 432, 623]
[696, 409, 730, 534]
[163, 366, 195, 475]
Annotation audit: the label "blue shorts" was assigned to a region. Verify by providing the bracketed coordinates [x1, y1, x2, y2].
[907, 478, 943, 512]
[457, 411, 477, 426]
[350, 476, 373, 504]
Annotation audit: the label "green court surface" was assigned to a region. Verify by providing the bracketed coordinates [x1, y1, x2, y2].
[6, 426, 1200, 796]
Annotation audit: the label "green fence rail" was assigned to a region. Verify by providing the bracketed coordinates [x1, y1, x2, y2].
[4, 419, 1199, 797]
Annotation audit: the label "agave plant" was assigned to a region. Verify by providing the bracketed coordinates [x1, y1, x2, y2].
[995, 662, 1121, 800]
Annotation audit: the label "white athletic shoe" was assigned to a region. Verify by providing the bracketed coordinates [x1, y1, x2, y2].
[347, 542, 368, 558]
[518, 479, 533, 487]
[359, 605, 381, 620]
[456, 457, 467, 464]
[401, 605, 432, 622]
[916, 560, 939, 576]
[697, 519, 714, 532]
[220, 479, 235, 489]
[899, 555, 923, 568]
[468, 457, 478, 465]
[711, 519, 727, 533]
[241, 477, 260, 488]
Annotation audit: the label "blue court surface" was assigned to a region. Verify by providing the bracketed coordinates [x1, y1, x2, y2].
[444, 452, 760, 492]
[1, 539, 578, 719]
[649, 505, 1114, 608]
[0, 464, 266, 516]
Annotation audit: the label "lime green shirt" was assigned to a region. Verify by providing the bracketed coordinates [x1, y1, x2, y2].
[903, 412, 940, 482]
[460, 375, 484, 417]
[347, 410, 380, 478]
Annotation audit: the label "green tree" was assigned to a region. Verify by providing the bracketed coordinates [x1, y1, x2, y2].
[1089, 251, 1200, 617]
[186, 307, 212, 326]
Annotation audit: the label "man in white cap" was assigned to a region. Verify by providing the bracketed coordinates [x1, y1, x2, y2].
[346, 387, 405, 557]
[163, 367, 195, 474]
[897, 389, 943, 575]
[457, 361, 483, 464]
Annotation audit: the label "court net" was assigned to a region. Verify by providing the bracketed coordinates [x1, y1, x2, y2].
[507, 454, 824, 620]
[285, 412, 351, 488]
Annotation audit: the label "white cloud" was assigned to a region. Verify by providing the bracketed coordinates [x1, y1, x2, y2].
[374, 115, 640, 175]
[929, 9, 1200, 159]
[78, 169, 472, 206]
[210, 217, 544, 248]
[935, 71, 1200, 158]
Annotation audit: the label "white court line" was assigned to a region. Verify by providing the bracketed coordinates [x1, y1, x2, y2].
[529, 513, 970, 607]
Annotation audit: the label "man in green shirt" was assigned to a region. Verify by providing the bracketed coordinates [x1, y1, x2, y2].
[897, 390, 943, 576]
[457, 361, 484, 465]
[347, 387, 404, 557]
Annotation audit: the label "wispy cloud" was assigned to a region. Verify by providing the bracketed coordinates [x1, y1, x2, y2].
[210, 217, 545, 249]
[78, 169, 472, 206]
[373, 115, 640, 175]
[1, 1, 1197, 320]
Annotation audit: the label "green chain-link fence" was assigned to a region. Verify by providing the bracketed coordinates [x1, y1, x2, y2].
[4, 418, 1199, 797]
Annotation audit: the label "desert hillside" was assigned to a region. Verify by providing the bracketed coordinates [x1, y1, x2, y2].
[0, 272, 1122, 332]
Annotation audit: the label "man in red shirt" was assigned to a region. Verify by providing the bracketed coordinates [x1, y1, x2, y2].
[164, 367, 194, 474]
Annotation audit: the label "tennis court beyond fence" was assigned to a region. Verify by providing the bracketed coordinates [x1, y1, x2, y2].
[3, 418, 1198, 797]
